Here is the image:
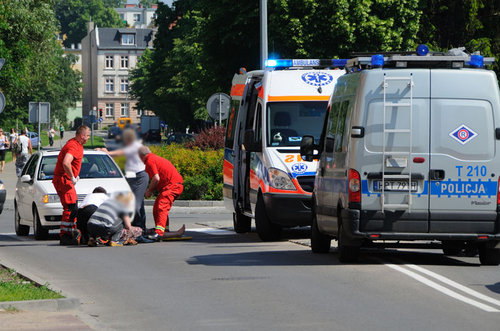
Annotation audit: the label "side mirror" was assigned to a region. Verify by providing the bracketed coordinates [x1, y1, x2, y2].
[243, 129, 261, 152]
[300, 135, 318, 162]
[21, 175, 31, 183]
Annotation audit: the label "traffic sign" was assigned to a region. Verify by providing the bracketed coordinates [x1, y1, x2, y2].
[28, 102, 50, 123]
[99, 117, 103, 123]
[206, 93, 230, 124]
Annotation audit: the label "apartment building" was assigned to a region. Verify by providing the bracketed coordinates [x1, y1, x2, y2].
[116, 0, 158, 29]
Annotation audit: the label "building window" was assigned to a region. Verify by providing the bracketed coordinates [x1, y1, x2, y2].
[121, 34, 134, 45]
[105, 77, 114, 93]
[120, 56, 129, 68]
[119, 13, 125, 21]
[121, 103, 130, 117]
[133, 14, 141, 22]
[105, 103, 114, 117]
[120, 78, 129, 93]
[137, 108, 143, 117]
[105, 55, 114, 69]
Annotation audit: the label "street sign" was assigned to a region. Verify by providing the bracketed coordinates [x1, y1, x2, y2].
[98, 117, 103, 123]
[28, 102, 50, 123]
[160, 121, 166, 128]
[206, 93, 230, 125]
[0, 58, 4, 115]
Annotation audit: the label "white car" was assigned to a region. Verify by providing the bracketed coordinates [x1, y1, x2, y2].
[27, 132, 40, 148]
[14, 150, 135, 239]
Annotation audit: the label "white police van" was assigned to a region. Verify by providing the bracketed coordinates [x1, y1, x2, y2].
[223, 60, 345, 241]
[300, 46, 500, 264]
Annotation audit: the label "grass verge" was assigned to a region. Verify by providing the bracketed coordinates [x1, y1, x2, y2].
[83, 135, 105, 148]
[0, 267, 63, 302]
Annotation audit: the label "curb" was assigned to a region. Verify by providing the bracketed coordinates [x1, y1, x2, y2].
[0, 297, 80, 312]
[145, 200, 224, 207]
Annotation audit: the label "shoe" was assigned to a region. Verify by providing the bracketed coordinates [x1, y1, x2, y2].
[60, 234, 79, 246]
[96, 237, 109, 246]
[135, 235, 154, 244]
[147, 233, 162, 242]
[109, 241, 123, 247]
[88, 237, 97, 247]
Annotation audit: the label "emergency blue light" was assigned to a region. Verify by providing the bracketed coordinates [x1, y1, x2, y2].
[470, 54, 484, 68]
[265, 59, 293, 67]
[332, 59, 348, 67]
[371, 54, 384, 67]
[416, 44, 429, 56]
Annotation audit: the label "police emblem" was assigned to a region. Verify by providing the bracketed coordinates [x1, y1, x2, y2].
[449, 125, 477, 145]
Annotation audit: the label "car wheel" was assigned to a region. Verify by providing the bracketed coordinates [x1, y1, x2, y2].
[233, 210, 251, 233]
[442, 240, 463, 256]
[311, 213, 331, 253]
[255, 194, 281, 241]
[33, 206, 49, 240]
[478, 243, 500, 266]
[337, 222, 360, 263]
[14, 201, 30, 236]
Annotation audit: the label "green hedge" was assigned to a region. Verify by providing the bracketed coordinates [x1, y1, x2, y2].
[114, 144, 223, 200]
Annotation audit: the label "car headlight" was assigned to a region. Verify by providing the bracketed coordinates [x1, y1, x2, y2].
[268, 168, 296, 190]
[42, 194, 60, 204]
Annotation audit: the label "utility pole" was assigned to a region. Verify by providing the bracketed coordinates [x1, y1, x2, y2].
[260, 0, 268, 69]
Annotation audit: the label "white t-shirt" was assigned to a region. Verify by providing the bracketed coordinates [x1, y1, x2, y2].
[0, 135, 8, 150]
[122, 140, 145, 173]
[18, 135, 30, 154]
[80, 193, 109, 209]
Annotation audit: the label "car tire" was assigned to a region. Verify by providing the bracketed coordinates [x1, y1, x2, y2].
[337, 222, 360, 263]
[478, 244, 500, 266]
[311, 214, 331, 253]
[255, 194, 281, 241]
[442, 240, 463, 256]
[15, 201, 30, 236]
[33, 207, 49, 240]
[233, 210, 251, 233]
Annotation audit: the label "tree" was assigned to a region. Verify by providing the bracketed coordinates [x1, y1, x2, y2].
[55, 0, 125, 47]
[139, 0, 157, 8]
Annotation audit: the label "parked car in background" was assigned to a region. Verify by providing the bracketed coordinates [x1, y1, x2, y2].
[0, 179, 5, 214]
[117, 117, 132, 130]
[27, 132, 40, 148]
[108, 125, 121, 139]
[14, 150, 134, 240]
[166, 133, 194, 145]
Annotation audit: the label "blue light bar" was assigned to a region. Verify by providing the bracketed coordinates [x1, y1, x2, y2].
[470, 54, 484, 68]
[332, 59, 348, 67]
[265, 59, 293, 67]
[265, 58, 348, 68]
[416, 44, 429, 56]
[371, 54, 384, 67]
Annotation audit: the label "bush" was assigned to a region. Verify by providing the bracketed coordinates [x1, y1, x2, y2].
[185, 126, 225, 150]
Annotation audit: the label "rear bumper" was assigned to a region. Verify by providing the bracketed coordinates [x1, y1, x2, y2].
[341, 208, 500, 241]
[262, 193, 312, 227]
[0, 190, 5, 214]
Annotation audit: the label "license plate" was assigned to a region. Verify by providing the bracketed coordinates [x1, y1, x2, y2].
[373, 180, 418, 192]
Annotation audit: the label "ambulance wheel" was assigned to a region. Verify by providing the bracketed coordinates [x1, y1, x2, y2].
[33, 207, 48, 240]
[442, 241, 463, 256]
[255, 195, 281, 241]
[478, 243, 500, 266]
[14, 201, 29, 236]
[311, 214, 331, 253]
[337, 223, 360, 263]
[233, 211, 251, 233]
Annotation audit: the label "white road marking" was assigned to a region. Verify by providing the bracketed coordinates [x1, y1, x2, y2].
[386, 263, 500, 312]
[187, 228, 235, 235]
[406, 264, 500, 308]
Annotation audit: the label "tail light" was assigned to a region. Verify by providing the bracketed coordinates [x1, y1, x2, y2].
[348, 169, 361, 203]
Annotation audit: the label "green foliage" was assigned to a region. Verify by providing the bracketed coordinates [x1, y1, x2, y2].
[0, 0, 82, 130]
[55, 0, 125, 47]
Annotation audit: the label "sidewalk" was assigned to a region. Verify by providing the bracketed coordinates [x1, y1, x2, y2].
[0, 311, 92, 331]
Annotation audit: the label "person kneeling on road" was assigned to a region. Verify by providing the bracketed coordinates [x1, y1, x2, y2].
[76, 187, 109, 245]
[87, 193, 142, 247]
[139, 146, 184, 242]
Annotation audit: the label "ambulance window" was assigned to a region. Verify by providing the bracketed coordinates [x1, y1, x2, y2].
[325, 102, 340, 153]
[225, 101, 239, 148]
[255, 103, 262, 144]
[335, 101, 349, 153]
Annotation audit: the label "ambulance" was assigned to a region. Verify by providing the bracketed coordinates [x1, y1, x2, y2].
[300, 46, 500, 264]
[223, 60, 345, 241]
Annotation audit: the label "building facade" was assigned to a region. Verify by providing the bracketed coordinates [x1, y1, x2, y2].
[81, 22, 154, 126]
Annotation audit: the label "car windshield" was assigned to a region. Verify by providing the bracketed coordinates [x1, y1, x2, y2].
[38, 154, 122, 180]
[267, 101, 328, 147]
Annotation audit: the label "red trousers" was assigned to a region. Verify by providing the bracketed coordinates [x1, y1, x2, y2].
[53, 176, 78, 237]
[153, 183, 183, 235]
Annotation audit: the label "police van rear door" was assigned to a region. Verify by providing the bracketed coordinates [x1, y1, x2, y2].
[429, 69, 498, 233]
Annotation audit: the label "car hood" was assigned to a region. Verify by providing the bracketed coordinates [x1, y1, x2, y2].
[37, 178, 132, 195]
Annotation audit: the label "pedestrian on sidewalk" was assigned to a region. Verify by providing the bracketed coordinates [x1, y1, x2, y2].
[0, 128, 9, 173]
[96, 129, 148, 230]
[9, 128, 17, 162]
[139, 146, 184, 242]
[13, 129, 32, 177]
[48, 127, 56, 147]
[59, 124, 65, 139]
[76, 187, 109, 245]
[52, 125, 90, 245]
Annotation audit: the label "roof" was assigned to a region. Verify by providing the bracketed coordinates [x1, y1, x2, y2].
[115, 7, 156, 12]
[96, 28, 153, 50]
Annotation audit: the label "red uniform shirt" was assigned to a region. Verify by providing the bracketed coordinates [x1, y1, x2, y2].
[53, 138, 84, 179]
[144, 153, 183, 192]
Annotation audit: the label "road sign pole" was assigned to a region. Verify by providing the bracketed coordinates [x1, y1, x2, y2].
[38, 102, 41, 151]
[260, 0, 268, 69]
[219, 93, 222, 127]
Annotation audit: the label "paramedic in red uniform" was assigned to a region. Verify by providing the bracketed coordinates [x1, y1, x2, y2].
[53, 125, 90, 245]
[139, 146, 183, 242]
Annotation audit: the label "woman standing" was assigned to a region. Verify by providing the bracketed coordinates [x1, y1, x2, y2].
[0, 128, 10, 173]
[14, 129, 32, 177]
[9, 128, 17, 162]
[59, 124, 64, 139]
[97, 129, 148, 230]
[48, 127, 56, 147]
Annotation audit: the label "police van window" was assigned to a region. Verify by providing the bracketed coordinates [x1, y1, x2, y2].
[335, 100, 350, 153]
[325, 102, 340, 153]
[225, 101, 240, 148]
[267, 101, 328, 147]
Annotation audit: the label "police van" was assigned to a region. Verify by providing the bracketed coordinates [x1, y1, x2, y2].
[224, 60, 345, 241]
[300, 46, 500, 264]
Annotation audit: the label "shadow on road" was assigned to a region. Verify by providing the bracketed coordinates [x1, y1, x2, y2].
[485, 282, 500, 294]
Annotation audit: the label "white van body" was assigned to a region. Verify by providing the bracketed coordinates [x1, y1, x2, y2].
[223, 62, 345, 241]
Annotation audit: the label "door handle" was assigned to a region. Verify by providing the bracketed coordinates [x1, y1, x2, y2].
[429, 169, 445, 181]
